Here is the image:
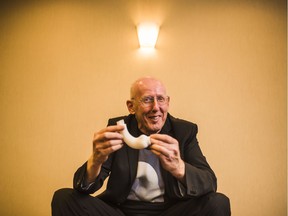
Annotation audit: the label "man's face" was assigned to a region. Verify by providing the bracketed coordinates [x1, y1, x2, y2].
[127, 79, 169, 135]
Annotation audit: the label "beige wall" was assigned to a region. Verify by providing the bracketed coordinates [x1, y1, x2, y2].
[0, 0, 286, 215]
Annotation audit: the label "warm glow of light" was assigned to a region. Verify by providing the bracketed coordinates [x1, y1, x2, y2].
[137, 23, 159, 48]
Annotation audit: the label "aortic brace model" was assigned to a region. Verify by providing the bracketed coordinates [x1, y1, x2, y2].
[117, 119, 151, 149]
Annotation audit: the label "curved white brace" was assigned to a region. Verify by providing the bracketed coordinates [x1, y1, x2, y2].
[117, 119, 151, 149]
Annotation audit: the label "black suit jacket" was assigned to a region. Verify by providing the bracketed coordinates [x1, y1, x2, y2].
[73, 114, 217, 204]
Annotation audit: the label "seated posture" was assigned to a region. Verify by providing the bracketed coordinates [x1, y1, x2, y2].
[52, 77, 231, 216]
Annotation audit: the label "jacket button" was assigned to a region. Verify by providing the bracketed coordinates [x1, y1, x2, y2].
[190, 186, 197, 194]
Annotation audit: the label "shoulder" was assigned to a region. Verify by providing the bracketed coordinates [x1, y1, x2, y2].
[168, 114, 198, 135]
[168, 114, 197, 128]
[107, 114, 135, 126]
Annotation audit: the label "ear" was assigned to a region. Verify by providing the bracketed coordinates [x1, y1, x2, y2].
[126, 100, 135, 114]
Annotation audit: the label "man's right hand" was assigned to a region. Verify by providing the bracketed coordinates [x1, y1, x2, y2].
[86, 124, 124, 184]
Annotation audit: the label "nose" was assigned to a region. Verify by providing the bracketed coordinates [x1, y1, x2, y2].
[151, 99, 160, 110]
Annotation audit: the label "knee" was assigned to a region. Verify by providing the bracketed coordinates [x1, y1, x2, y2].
[204, 192, 231, 215]
[51, 188, 74, 207]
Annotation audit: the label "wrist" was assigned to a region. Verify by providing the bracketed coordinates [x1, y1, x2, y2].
[173, 160, 185, 182]
[86, 155, 102, 184]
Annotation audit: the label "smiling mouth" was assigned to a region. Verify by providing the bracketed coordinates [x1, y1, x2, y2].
[148, 115, 161, 122]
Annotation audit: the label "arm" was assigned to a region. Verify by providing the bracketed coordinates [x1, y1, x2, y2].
[150, 120, 217, 198]
[73, 124, 124, 194]
[179, 123, 217, 197]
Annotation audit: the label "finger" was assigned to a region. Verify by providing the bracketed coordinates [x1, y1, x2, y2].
[98, 142, 124, 155]
[149, 143, 171, 159]
[93, 140, 124, 158]
[94, 131, 123, 142]
[150, 134, 177, 144]
[98, 125, 125, 134]
[94, 138, 124, 151]
[150, 137, 174, 152]
[150, 148, 161, 156]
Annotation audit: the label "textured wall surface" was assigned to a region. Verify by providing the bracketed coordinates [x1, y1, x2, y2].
[0, 0, 286, 215]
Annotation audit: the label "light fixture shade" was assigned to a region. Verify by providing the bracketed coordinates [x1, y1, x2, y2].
[137, 23, 159, 48]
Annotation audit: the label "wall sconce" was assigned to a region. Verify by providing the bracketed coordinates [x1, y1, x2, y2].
[137, 22, 159, 48]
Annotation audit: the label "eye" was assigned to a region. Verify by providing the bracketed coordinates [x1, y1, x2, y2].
[142, 96, 154, 103]
[157, 96, 165, 103]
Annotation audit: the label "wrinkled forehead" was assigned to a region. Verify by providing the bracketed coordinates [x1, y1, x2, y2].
[131, 78, 167, 99]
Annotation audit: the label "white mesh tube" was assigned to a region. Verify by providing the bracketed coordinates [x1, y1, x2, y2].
[117, 119, 151, 149]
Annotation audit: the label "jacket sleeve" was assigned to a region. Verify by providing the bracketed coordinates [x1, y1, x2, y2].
[73, 117, 125, 194]
[168, 118, 217, 198]
[182, 123, 217, 197]
[73, 156, 113, 194]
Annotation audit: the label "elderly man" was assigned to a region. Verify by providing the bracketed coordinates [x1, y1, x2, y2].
[52, 77, 231, 216]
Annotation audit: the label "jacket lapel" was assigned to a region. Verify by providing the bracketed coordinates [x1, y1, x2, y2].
[124, 116, 140, 184]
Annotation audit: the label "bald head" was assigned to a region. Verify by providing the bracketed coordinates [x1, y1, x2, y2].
[130, 77, 167, 100]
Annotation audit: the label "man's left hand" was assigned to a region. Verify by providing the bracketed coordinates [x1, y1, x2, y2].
[149, 134, 185, 182]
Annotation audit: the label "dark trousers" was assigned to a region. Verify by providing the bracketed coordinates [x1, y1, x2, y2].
[51, 188, 231, 216]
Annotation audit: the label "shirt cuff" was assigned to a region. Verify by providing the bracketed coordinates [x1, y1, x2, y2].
[177, 181, 187, 197]
[80, 178, 95, 191]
